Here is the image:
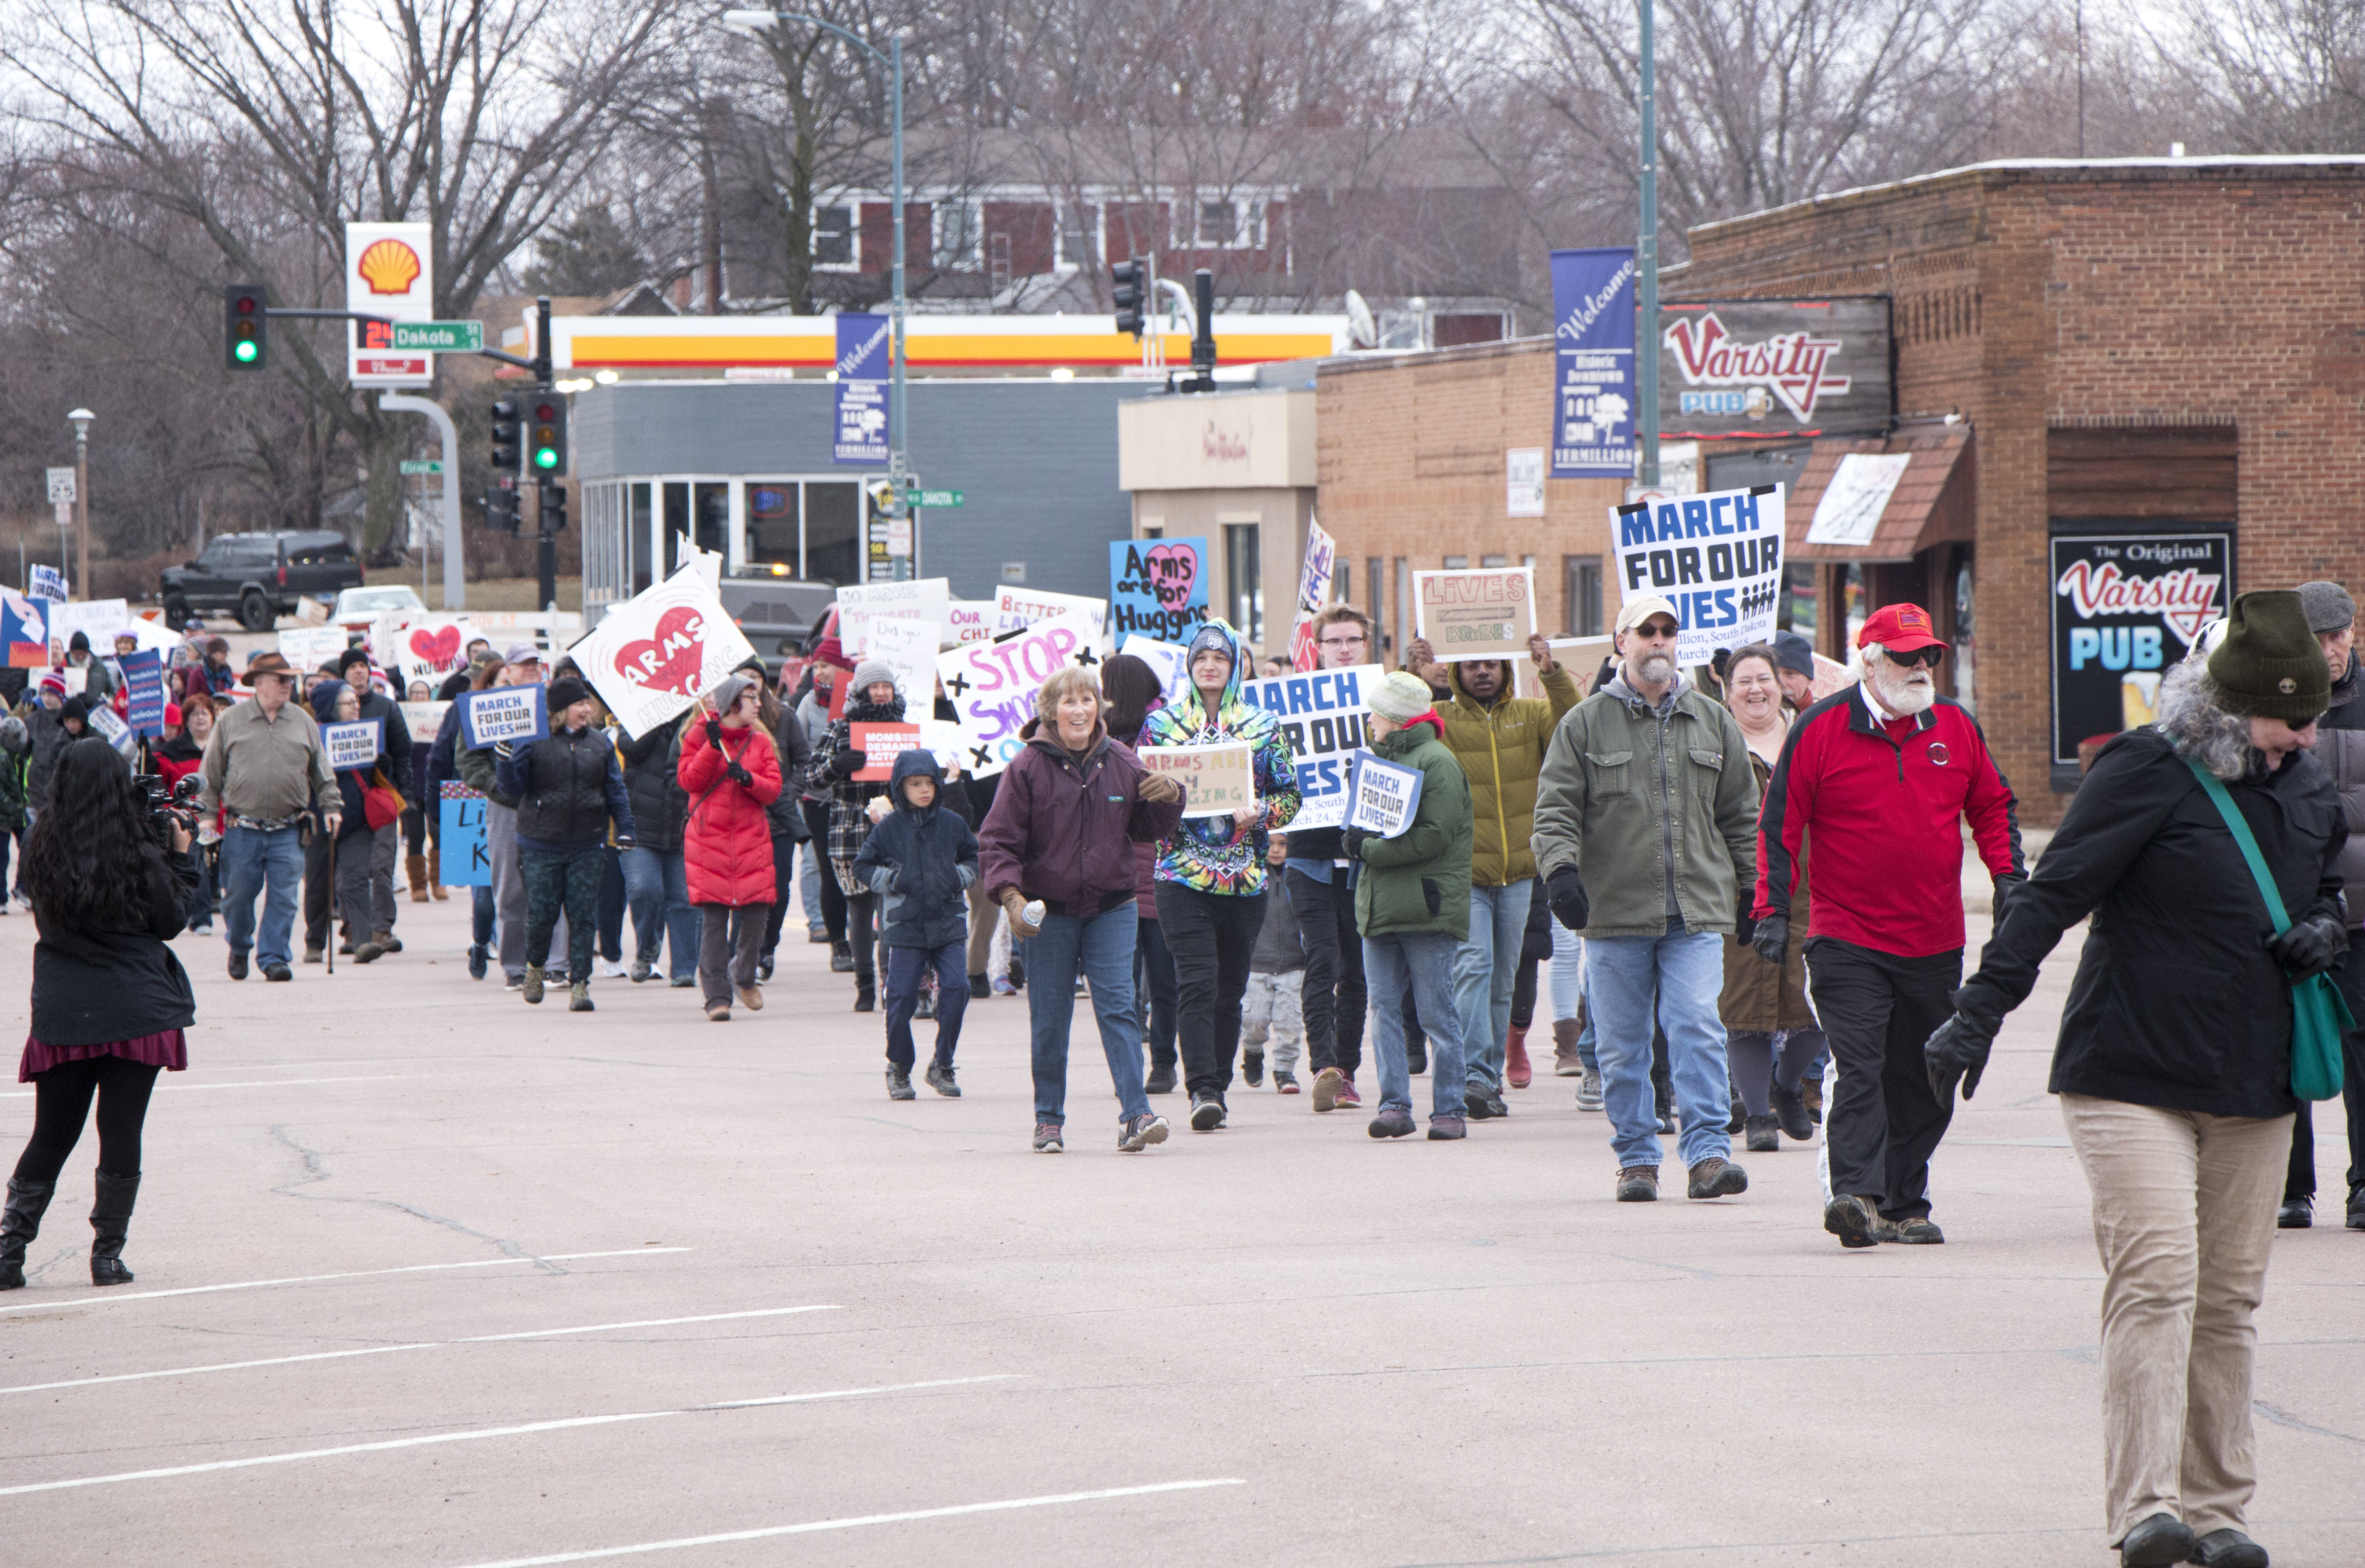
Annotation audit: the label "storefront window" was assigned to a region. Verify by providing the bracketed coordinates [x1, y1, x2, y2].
[629, 482, 653, 594]
[1564, 556, 1603, 637]
[747, 482, 800, 569]
[1225, 523, 1263, 646]
[662, 481, 688, 574]
[807, 480, 861, 586]
[694, 482, 729, 561]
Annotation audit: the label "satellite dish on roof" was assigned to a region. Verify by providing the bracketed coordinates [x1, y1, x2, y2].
[1344, 289, 1377, 349]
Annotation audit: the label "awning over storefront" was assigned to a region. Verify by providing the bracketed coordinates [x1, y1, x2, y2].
[1787, 425, 1974, 563]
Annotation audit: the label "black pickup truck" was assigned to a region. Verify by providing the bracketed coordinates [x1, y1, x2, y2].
[717, 570, 839, 672]
[160, 530, 365, 631]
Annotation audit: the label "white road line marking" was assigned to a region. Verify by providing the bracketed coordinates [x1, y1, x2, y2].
[0, 1307, 843, 1396]
[0, 1075, 413, 1099]
[448, 1479, 1249, 1568]
[0, 1248, 690, 1316]
[0, 1375, 1020, 1497]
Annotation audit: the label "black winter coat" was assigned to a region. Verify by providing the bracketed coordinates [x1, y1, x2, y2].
[1958, 728, 2345, 1120]
[31, 847, 199, 1045]
[618, 724, 690, 853]
[852, 749, 979, 950]
[499, 727, 634, 851]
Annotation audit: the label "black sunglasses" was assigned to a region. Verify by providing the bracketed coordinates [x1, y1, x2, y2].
[1883, 645, 1944, 668]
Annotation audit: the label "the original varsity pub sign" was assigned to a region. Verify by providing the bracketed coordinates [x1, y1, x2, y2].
[2048, 528, 2234, 768]
[1657, 297, 1892, 440]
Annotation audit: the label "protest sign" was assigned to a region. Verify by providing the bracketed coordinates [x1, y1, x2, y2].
[27, 565, 67, 603]
[399, 700, 449, 746]
[1109, 537, 1210, 642]
[1608, 483, 1785, 665]
[1345, 749, 1425, 837]
[438, 782, 491, 886]
[863, 614, 939, 706]
[385, 615, 480, 688]
[120, 649, 167, 738]
[117, 615, 182, 657]
[1236, 663, 1379, 830]
[1287, 518, 1338, 670]
[60, 665, 86, 696]
[47, 598, 129, 656]
[279, 625, 352, 673]
[945, 600, 997, 647]
[459, 684, 547, 750]
[322, 718, 383, 771]
[88, 703, 133, 756]
[570, 565, 757, 738]
[935, 610, 1100, 777]
[2, 590, 48, 667]
[836, 577, 949, 657]
[851, 721, 921, 781]
[1138, 741, 1254, 818]
[1413, 566, 1537, 662]
[1119, 635, 1191, 706]
[993, 585, 1107, 639]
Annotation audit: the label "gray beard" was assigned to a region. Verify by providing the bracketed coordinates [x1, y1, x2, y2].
[1630, 654, 1675, 686]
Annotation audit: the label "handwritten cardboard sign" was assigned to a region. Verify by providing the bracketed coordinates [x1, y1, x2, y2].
[837, 577, 949, 657]
[993, 585, 1107, 638]
[571, 565, 755, 739]
[863, 614, 939, 706]
[279, 624, 352, 673]
[1110, 537, 1210, 643]
[398, 700, 449, 746]
[1413, 565, 1536, 662]
[437, 782, 490, 886]
[1138, 741, 1254, 818]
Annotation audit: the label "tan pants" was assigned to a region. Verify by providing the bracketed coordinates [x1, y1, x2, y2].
[2060, 1092, 2292, 1543]
[966, 882, 997, 980]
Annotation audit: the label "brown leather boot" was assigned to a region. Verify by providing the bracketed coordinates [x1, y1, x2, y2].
[1552, 1017, 1584, 1076]
[406, 853, 430, 902]
[1504, 1023, 1532, 1089]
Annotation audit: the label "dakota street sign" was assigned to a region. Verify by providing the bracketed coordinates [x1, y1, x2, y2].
[391, 321, 483, 353]
[912, 488, 964, 509]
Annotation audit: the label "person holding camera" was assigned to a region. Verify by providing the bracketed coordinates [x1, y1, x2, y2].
[2, 738, 199, 1290]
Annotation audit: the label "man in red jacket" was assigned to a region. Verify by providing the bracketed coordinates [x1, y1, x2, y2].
[1752, 603, 2025, 1248]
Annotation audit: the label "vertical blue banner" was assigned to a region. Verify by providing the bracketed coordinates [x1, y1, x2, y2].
[1550, 248, 1639, 479]
[121, 648, 168, 738]
[832, 313, 892, 465]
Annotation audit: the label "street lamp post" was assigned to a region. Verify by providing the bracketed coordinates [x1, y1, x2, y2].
[68, 408, 94, 600]
[721, 9, 908, 581]
[1636, 0, 1660, 489]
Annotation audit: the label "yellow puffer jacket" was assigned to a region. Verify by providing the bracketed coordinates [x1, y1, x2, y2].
[1437, 662, 1582, 886]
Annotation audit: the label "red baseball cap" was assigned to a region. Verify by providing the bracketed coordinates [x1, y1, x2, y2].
[1858, 602, 1945, 654]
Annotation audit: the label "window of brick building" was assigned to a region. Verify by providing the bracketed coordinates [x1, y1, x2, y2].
[1564, 555, 1603, 638]
[812, 205, 855, 267]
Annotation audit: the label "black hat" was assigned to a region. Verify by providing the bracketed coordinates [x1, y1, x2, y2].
[2207, 590, 2330, 723]
[547, 676, 591, 712]
[1770, 631, 1816, 679]
[67, 630, 89, 652]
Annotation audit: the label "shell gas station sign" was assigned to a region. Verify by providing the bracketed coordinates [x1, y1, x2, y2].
[346, 221, 435, 388]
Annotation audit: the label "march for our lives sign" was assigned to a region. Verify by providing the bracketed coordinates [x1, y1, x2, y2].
[120, 649, 168, 739]
[1235, 663, 1380, 831]
[1610, 483, 1786, 665]
[1345, 749, 1424, 838]
[322, 718, 383, 771]
[1551, 247, 1638, 479]
[460, 684, 547, 750]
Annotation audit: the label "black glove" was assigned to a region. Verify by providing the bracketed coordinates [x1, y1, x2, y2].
[703, 716, 723, 745]
[614, 835, 635, 851]
[828, 747, 866, 777]
[1546, 864, 1588, 930]
[1992, 873, 2029, 926]
[1341, 826, 1370, 862]
[1750, 912, 1788, 967]
[2268, 910, 2347, 979]
[725, 760, 755, 788]
[1734, 890, 1757, 947]
[1924, 1009, 2000, 1103]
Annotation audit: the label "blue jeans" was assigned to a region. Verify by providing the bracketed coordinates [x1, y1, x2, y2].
[596, 846, 625, 962]
[885, 940, 969, 1068]
[1454, 879, 1533, 1094]
[1365, 930, 1468, 1121]
[798, 839, 825, 937]
[220, 823, 304, 967]
[472, 883, 497, 949]
[620, 847, 697, 980]
[1026, 903, 1149, 1127]
[1587, 927, 1732, 1168]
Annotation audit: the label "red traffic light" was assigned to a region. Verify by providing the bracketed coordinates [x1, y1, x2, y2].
[235, 295, 257, 315]
[533, 401, 558, 421]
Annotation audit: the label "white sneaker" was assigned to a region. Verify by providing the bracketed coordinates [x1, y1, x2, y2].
[504, 977, 523, 992]
[597, 958, 628, 979]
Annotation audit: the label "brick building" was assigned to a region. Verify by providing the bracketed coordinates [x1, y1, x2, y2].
[1316, 156, 2365, 820]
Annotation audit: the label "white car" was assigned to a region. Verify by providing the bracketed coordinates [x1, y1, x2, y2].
[332, 584, 427, 630]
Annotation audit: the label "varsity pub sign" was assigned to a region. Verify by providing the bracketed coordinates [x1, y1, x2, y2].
[1658, 298, 1892, 441]
[2049, 529, 2232, 767]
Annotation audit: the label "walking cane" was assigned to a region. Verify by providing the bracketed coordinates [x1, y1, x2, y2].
[324, 818, 336, 977]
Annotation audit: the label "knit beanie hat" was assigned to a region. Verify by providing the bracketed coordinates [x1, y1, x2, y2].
[546, 675, 590, 713]
[850, 658, 897, 694]
[2207, 590, 2329, 722]
[1369, 669, 1435, 725]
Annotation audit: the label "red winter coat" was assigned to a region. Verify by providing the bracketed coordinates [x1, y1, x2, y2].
[678, 721, 783, 907]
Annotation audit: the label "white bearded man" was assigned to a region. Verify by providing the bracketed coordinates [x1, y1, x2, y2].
[1750, 603, 2027, 1248]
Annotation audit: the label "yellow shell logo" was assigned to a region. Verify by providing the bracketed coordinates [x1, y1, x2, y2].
[357, 238, 422, 295]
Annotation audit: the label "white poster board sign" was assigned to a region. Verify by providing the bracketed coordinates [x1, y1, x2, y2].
[837, 577, 949, 658]
[1234, 662, 1381, 831]
[47, 598, 131, 656]
[279, 625, 352, 672]
[935, 611, 1099, 777]
[569, 565, 757, 738]
[945, 599, 997, 647]
[994, 585, 1108, 639]
[863, 614, 939, 707]
[399, 700, 449, 746]
[1609, 483, 1786, 665]
[1804, 454, 1910, 548]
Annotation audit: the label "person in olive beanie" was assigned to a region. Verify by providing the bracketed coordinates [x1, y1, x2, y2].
[1925, 589, 2341, 1568]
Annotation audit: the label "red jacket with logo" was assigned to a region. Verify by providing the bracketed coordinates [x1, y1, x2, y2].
[1754, 685, 2024, 957]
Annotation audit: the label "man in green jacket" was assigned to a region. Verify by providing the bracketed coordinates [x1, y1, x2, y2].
[1531, 596, 1760, 1203]
[1404, 631, 1580, 1116]
[1350, 670, 1475, 1141]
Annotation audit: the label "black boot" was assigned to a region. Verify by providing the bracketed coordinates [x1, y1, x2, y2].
[89, 1170, 140, 1287]
[1, 1178, 56, 1290]
[830, 940, 854, 974]
[853, 975, 876, 1013]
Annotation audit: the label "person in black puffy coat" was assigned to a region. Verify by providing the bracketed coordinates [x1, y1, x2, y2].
[854, 747, 977, 1100]
[616, 715, 696, 986]
[495, 676, 635, 1011]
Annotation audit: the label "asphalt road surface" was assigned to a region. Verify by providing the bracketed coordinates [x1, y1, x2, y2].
[2, 892, 2359, 1566]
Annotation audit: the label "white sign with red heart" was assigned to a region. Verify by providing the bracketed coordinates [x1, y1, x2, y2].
[569, 566, 757, 740]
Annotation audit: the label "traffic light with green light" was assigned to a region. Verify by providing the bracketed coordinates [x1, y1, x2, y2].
[224, 285, 268, 370]
[527, 389, 568, 476]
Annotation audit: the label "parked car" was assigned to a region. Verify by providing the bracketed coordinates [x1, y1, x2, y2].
[160, 530, 364, 632]
[717, 569, 839, 674]
[333, 583, 427, 631]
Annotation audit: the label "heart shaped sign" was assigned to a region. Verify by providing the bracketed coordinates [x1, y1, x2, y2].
[615, 605, 709, 696]
[1145, 542, 1198, 610]
[409, 624, 461, 670]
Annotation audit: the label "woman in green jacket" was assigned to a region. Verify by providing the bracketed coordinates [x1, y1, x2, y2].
[1348, 671, 1474, 1141]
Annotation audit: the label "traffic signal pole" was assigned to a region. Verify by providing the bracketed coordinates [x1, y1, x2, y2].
[532, 296, 558, 615]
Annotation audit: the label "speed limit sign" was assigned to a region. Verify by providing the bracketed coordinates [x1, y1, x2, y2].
[45, 467, 75, 505]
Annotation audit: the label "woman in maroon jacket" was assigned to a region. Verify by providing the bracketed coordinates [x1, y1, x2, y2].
[678, 675, 782, 1022]
[978, 666, 1186, 1153]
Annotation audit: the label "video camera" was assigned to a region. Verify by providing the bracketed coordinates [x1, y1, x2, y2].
[133, 772, 204, 849]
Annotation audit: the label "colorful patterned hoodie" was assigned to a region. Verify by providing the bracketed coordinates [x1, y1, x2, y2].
[1139, 619, 1301, 896]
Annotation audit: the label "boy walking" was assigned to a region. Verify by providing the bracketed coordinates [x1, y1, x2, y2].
[854, 749, 979, 1100]
[1241, 834, 1307, 1093]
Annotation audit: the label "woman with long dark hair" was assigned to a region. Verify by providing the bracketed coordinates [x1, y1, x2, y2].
[1100, 654, 1182, 1091]
[2, 738, 197, 1290]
